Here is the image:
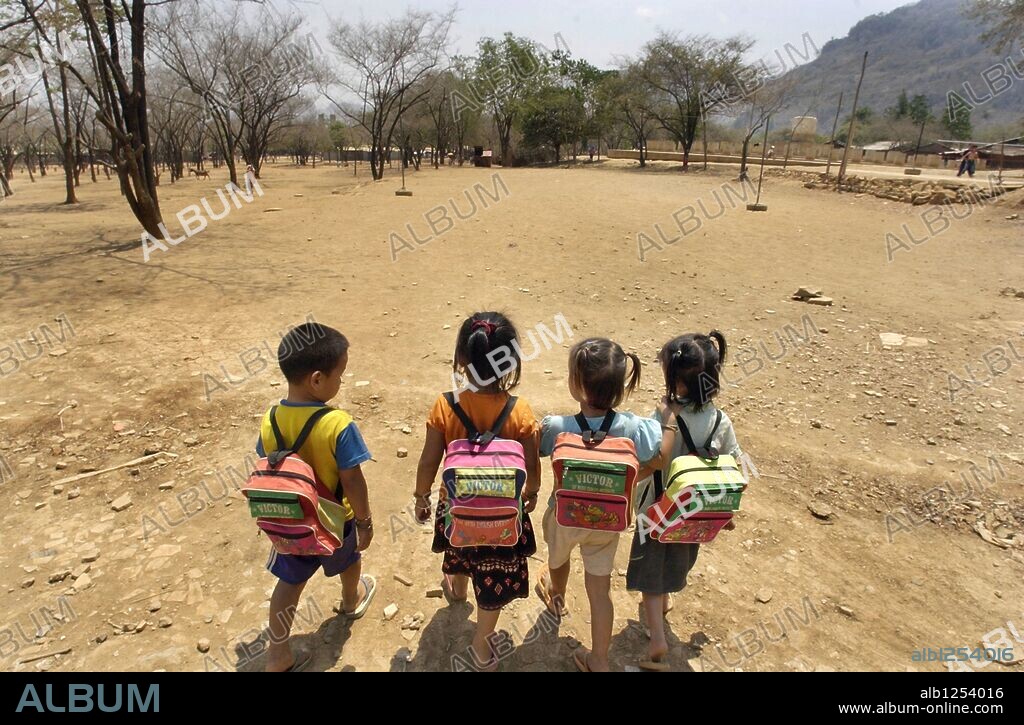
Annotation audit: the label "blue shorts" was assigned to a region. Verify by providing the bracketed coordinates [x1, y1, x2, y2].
[266, 522, 360, 585]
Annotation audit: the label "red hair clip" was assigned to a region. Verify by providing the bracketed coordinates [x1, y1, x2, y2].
[471, 320, 497, 335]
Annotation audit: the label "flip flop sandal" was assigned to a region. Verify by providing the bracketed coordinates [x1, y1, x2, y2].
[282, 652, 313, 672]
[343, 575, 377, 620]
[573, 648, 593, 672]
[441, 574, 468, 604]
[638, 658, 671, 672]
[534, 568, 568, 618]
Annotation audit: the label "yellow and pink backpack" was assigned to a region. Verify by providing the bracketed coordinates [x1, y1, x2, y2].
[242, 407, 348, 557]
[646, 411, 747, 544]
[441, 393, 527, 548]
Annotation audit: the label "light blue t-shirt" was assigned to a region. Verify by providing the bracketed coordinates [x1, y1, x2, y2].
[540, 411, 662, 464]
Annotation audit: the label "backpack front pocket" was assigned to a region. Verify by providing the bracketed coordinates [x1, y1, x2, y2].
[446, 503, 522, 548]
[655, 514, 732, 544]
[258, 521, 338, 557]
[554, 490, 629, 533]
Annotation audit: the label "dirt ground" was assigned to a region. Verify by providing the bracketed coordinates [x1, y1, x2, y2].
[1, 158, 1022, 673]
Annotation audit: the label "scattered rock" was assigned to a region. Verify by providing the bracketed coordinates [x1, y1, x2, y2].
[383, 603, 399, 621]
[425, 588, 444, 599]
[81, 550, 100, 563]
[148, 600, 162, 613]
[158, 617, 173, 629]
[837, 605, 856, 619]
[197, 638, 211, 653]
[111, 494, 132, 512]
[806, 296, 834, 307]
[159, 481, 174, 491]
[49, 570, 71, 584]
[808, 503, 833, 521]
[396, 448, 409, 459]
[354, 381, 370, 388]
[182, 437, 200, 447]
[21, 578, 35, 589]
[74, 573, 93, 591]
[96, 633, 108, 644]
[401, 612, 425, 631]
[393, 574, 413, 587]
[755, 589, 773, 604]
[792, 286, 822, 301]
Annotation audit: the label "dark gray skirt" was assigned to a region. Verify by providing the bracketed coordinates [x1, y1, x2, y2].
[625, 530, 700, 594]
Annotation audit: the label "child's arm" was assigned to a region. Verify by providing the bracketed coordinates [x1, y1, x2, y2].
[637, 401, 678, 479]
[414, 427, 446, 522]
[338, 465, 373, 551]
[520, 430, 542, 514]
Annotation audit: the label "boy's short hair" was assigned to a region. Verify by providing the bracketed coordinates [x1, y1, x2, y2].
[278, 322, 348, 383]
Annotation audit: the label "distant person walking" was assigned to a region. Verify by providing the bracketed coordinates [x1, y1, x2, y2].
[957, 146, 979, 178]
[245, 164, 257, 195]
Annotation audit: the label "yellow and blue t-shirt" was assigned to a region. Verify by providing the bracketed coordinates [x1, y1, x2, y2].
[255, 401, 372, 521]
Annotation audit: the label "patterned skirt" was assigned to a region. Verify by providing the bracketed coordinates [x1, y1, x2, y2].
[431, 510, 537, 611]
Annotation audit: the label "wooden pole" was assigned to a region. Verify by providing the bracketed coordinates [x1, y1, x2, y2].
[912, 117, 927, 168]
[825, 91, 844, 178]
[701, 106, 709, 171]
[838, 52, 868, 188]
[755, 116, 771, 204]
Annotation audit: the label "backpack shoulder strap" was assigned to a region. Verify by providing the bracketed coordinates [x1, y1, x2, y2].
[480, 396, 518, 445]
[443, 392, 481, 441]
[291, 407, 333, 453]
[269, 406, 286, 451]
[675, 414, 699, 455]
[575, 410, 616, 444]
[267, 406, 332, 466]
[704, 410, 723, 450]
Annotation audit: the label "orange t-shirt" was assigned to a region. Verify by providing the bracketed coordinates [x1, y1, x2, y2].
[427, 391, 539, 445]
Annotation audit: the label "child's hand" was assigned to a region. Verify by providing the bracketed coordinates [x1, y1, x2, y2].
[355, 523, 374, 551]
[522, 492, 539, 514]
[414, 493, 433, 523]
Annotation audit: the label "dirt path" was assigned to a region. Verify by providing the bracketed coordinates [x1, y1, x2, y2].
[0, 161, 1021, 672]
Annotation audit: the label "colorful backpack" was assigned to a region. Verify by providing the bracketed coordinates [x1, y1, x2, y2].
[646, 411, 747, 544]
[441, 393, 527, 548]
[241, 407, 348, 557]
[551, 412, 639, 533]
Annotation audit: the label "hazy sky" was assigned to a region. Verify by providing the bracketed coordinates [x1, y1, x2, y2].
[274, 0, 917, 66]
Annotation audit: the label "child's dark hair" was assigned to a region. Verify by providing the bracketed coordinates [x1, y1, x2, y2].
[453, 312, 522, 391]
[568, 338, 642, 411]
[661, 331, 728, 407]
[278, 322, 349, 384]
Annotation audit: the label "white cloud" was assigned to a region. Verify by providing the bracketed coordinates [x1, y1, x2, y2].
[635, 5, 662, 19]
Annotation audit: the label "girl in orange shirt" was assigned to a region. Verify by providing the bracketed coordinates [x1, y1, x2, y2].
[413, 312, 542, 671]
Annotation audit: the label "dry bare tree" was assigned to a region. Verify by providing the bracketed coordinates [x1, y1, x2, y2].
[324, 6, 455, 180]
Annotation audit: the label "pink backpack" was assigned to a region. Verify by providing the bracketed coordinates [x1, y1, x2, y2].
[441, 393, 527, 548]
[242, 407, 347, 557]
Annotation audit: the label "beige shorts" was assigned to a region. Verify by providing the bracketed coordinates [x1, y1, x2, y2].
[542, 505, 621, 577]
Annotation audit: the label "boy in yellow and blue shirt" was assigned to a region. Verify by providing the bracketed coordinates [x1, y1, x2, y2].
[255, 323, 376, 672]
